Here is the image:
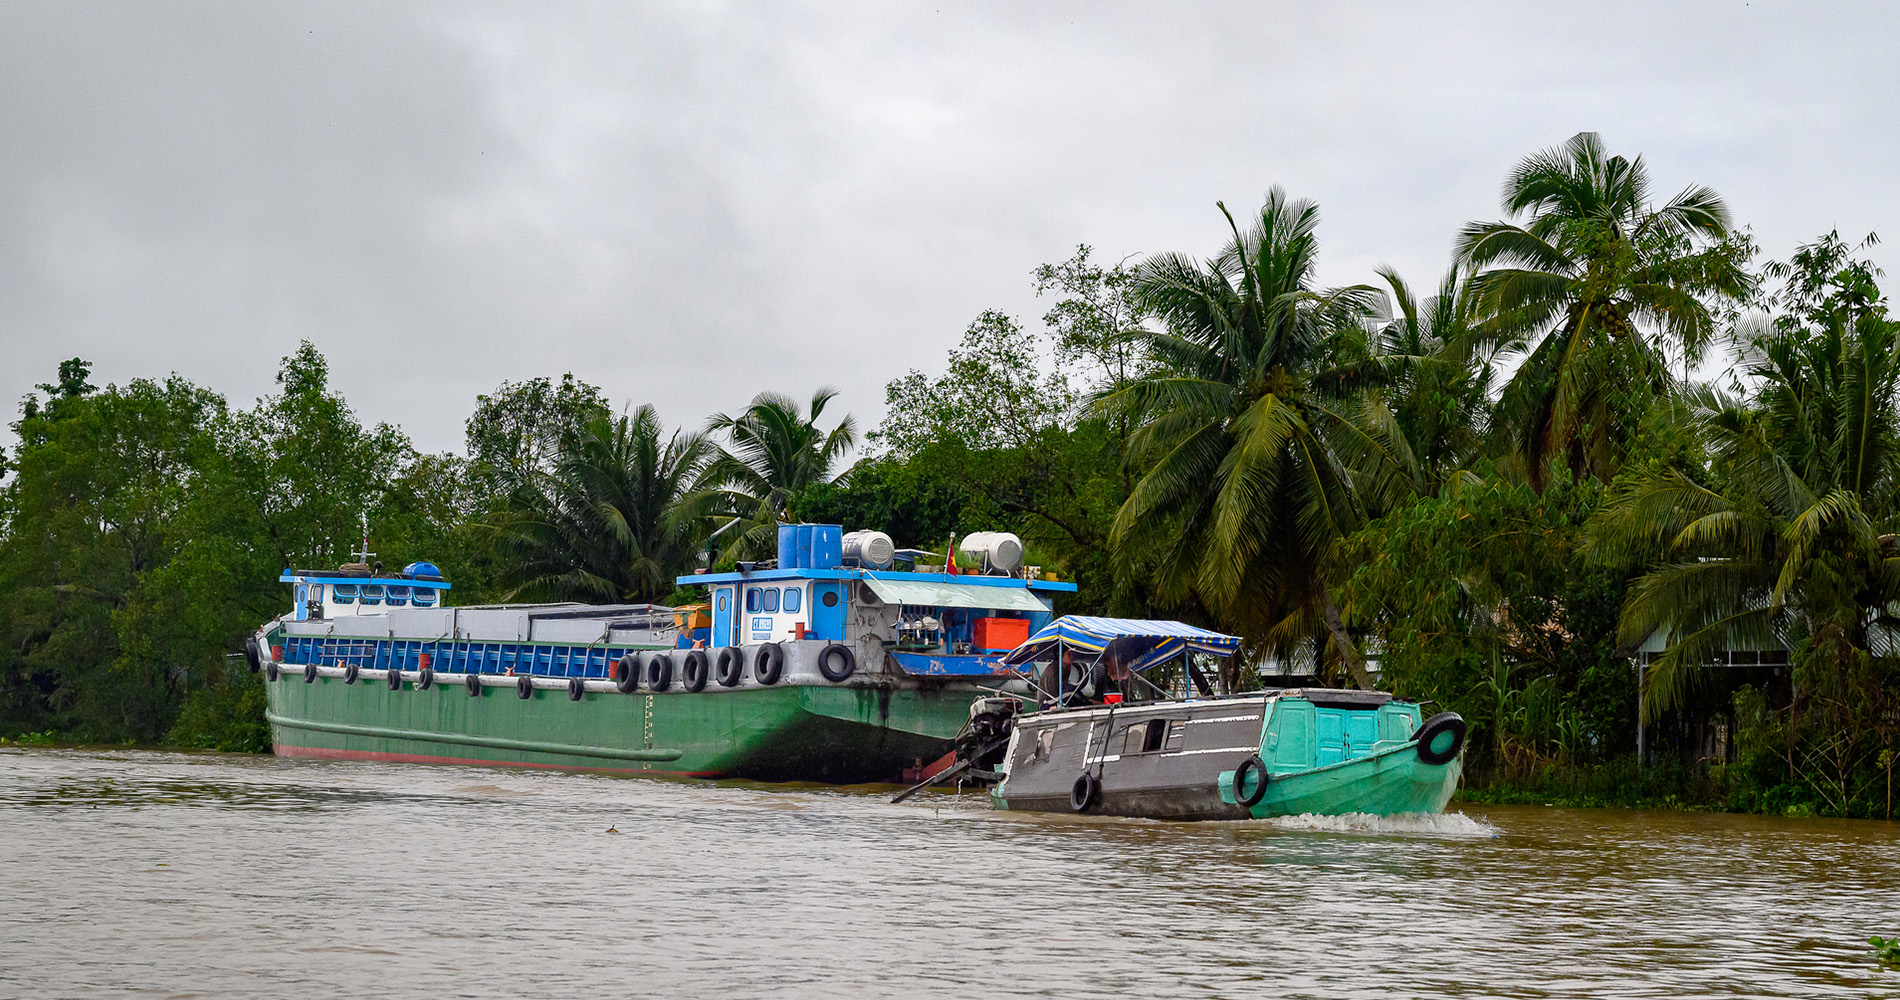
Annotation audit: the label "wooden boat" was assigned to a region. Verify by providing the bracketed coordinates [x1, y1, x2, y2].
[939, 617, 1466, 820]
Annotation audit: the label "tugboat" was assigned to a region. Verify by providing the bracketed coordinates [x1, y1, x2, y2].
[910, 616, 1467, 820]
[249, 524, 1074, 782]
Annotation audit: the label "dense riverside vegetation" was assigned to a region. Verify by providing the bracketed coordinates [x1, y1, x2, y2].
[4, 132, 1898, 818]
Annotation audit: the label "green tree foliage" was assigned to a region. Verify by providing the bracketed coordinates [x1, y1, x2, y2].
[1343, 475, 1635, 777]
[1104, 190, 1385, 686]
[1593, 232, 1900, 815]
[465, 374, 611, 498]
[493, 407, 712, 604]
[1458, 131, 1752, 491]
[701, 390, 857, 560]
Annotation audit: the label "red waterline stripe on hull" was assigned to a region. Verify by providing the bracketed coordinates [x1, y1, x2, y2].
[274, 743, 721, 778]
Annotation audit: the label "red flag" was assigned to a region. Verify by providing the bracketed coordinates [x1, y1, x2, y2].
[944, 536, 959, 576]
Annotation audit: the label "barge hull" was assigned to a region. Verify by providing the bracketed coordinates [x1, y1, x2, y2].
[266, 672, 975, 783]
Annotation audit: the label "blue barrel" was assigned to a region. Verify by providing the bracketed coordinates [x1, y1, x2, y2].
[777, 523, 799, 568]
[796, 524, 815, 569]
[811, 524, 843, 569]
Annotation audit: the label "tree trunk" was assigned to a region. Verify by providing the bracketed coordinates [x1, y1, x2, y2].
[1318, 588, 1375, 691]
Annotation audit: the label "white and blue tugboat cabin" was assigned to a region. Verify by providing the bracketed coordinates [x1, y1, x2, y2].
[279, 562, 452, 621]
[681, 524, 1077, 676]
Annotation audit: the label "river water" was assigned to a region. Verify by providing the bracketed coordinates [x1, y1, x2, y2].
[1, 748, 1895, 999]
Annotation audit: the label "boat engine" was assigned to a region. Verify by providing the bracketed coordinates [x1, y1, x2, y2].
[954, 697, 1019, 781]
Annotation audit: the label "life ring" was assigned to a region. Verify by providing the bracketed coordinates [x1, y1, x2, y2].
[465, 672, 481, 697]
[516, 674, 533, 700]
[265, 659, 280, 682]
[387, 666, 403, 691]
[1069, 772, 1099, 812]
[816, 643, 856, 683]
[1233, 756, 1270, 807]
[244, 637, 261, 672]
[1415, 712, 1468, 766]
[646, 654, 673, 692]
[753, 643, 783, 686]
[680, 650, 709, 692]
[614, 653, 640, 694]
[567, 676, 585, 702]
[418, 667, 435, 691]
[303, 661, 318, 683]
[344, 662, 359, 685]
[715, 647, 745, 687]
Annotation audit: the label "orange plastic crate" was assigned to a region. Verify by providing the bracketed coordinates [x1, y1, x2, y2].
[972, 616, 1030, 651]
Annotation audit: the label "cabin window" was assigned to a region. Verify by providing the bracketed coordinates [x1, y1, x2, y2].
[762, 588, 779, 613]
[385, 585, 411, 608]
[783, 587, 801, 613]
[310, 584, 325, 603]
[361, 585, 385, 605]
[745, 588, 762, 613]
[411, 590, 437, 607]
[332, 584, 359, 605]
[1121, 718, 1172, 754]
[717, 591, 729, 613]
[821, 589, 838, 607]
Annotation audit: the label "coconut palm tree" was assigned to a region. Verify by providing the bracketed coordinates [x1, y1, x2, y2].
[1458, 132, 1752, 491]
[1101, 189, 1387, 687]
[701, 389, 858, 560]
[493, 406, 713, 604]
[1595, 234, 1900, 718]
[1357, 265, 1497, 505]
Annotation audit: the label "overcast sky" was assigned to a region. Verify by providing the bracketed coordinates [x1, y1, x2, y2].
[3, 2, 1896, 456]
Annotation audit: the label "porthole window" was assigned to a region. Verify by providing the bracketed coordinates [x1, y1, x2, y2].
[762, 588, 779, 613]
[783, 587, 801, 613]
[717, 591, 729, 613]
[822, 590, 839, 608]
[745, 588, 762, 613]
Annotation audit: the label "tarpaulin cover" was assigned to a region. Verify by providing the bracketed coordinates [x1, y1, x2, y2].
[863, 577, 1051, 612]
[1001, 615, 1241, 672]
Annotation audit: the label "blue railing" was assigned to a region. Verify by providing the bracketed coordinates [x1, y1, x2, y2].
[280, 637, 646, 679]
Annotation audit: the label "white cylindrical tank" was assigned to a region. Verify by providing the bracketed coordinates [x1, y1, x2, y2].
[958, 531, 1023, 574]
[842, 529, 895, 569]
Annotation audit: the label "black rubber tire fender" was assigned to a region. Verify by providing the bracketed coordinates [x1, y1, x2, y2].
[614, 653, 640, 694]
[1069, 772, 1099, 813]
[1233, 755, 1270, 808]
[265, 659, 280, 683]
[567, 675, 585, 701]
[344, 662, 359, 685]
[753, 643, 783, 686]
[715, 647, 745, 688]
[1415, 712, 1467, 766]
[646, 654, 673, 693]
[418, 667, 434, 691]
[245, 636, 261, 673]
[816, 643, 856, 683]
[516, 674, 534, 700]
[387, 666, 403, 691]
[303, 661, 318, 683]
[680, 650, 709, 692]
[465, 672, 481, 697]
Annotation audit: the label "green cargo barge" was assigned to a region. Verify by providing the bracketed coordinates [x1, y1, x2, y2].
[253, 524, 1075, 782]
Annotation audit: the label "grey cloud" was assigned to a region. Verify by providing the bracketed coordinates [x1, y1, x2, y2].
[3, 1, 1897, 455]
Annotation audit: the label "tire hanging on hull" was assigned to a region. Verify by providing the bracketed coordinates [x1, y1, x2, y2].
[681, 650, 709, 692]
[753, 643, 783, 686]
[716, 647, 745, 687]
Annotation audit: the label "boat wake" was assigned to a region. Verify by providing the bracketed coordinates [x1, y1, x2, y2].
[1266, 811, 1499, 838]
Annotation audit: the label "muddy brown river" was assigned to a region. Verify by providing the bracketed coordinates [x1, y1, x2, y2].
[1, 747, 1895, 998]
